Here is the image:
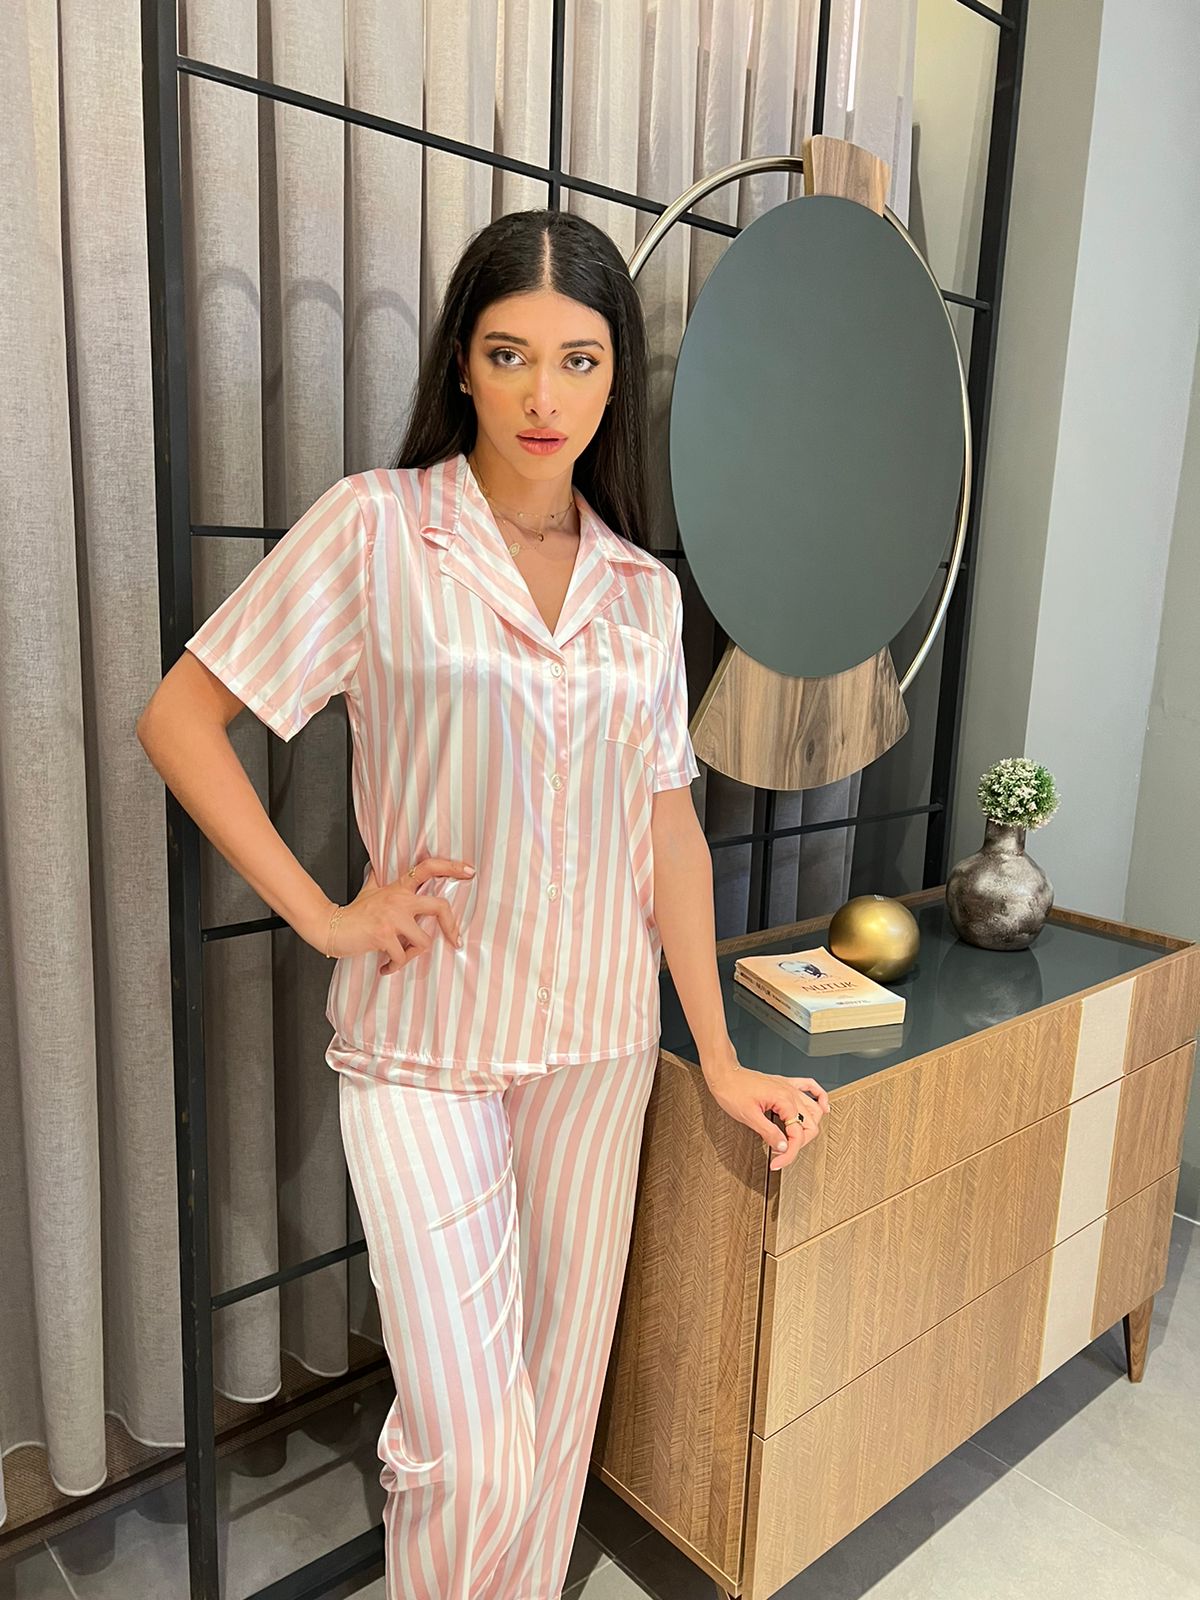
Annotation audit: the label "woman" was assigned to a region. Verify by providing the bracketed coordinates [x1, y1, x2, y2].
[138, 206, 827, 1600]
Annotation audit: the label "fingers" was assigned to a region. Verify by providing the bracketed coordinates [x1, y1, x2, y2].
[759, 1118, 790, 1156]
[412, 856, 476, 882]
[431, 899, 464, 947]
[402, 919, 434, 956]
[768, 1114, 814, 1171]
[370, 856, 475, 890]
[407, 897, 463, 949]
[378, 935, 410, 975]
[394, 859, 472, 948]
[798, 1076, 831, 1114]
[356, 857, 475, 972]
[375, 903, 461, 975]
[759, 1080, 828, 1170]
[378, 917, 434, 973]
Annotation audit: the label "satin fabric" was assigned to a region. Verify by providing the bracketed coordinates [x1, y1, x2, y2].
[334, 1039, 660, 1599]
[186, 450, 699, 1078]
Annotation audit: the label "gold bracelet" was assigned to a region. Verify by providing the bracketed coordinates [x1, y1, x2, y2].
[325, 903, 347, 959]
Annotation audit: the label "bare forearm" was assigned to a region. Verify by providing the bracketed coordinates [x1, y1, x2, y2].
[137, 707, 334, 951]
[651, 814, 736, 1081]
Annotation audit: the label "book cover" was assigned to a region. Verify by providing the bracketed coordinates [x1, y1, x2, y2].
[732, 945, 906, 1033]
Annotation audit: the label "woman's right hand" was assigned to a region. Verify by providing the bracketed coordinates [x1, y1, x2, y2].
[326, 857, 476, 974]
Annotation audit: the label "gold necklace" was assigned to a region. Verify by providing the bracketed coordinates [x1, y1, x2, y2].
[471, 455, 577, 555]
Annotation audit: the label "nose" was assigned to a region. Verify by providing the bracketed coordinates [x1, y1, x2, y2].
[525, 365, 560, 417]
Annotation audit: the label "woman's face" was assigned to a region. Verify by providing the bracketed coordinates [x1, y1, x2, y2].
[457, 288, 614, 478]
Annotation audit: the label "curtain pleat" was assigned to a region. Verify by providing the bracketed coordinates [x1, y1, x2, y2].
[0, 0, 916, 1532]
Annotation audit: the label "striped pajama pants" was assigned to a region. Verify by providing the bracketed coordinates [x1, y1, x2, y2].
[333, 1040, 660, 1600]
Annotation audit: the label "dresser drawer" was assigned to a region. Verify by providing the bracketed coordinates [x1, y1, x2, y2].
[765, 950, 1200, 1256]
[742, 1169, 1179, 1600]
[755, 1042, 1194, 1433]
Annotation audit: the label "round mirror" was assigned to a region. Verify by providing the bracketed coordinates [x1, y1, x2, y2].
[669, 193, 966, 681]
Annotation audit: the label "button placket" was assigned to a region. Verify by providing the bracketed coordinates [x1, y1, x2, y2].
[538, 653, 569, 1030]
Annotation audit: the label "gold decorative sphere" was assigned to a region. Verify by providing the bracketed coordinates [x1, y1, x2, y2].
[827, 895, 919, 983]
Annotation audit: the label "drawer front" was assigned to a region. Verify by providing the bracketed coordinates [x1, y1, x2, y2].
[1126, 942, 1200, 1069]
[766, 949, 1200, 1256]
[756, 1042, 1194, 1432]
[743, 1169, 1178, 1600]
[1108, 1038, 1195, 1208]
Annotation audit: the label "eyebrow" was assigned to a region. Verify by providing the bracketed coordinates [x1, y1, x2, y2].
[481, 331, 606, 350]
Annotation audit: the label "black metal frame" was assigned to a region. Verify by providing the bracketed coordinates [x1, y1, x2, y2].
[141, 0, 1026, 1592]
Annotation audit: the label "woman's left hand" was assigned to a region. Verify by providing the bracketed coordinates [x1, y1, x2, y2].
[703, 1056, 830, 1171]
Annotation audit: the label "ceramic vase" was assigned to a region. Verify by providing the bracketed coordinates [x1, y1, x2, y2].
[945, 818, 1054, 950]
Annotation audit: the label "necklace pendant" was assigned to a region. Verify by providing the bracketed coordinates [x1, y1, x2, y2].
[509, 541, 521, 556]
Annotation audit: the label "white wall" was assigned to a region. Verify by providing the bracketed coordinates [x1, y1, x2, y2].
[1128, 331, 1200, 1219]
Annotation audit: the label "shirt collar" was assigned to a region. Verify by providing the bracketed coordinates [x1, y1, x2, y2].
[416, 450, 658, 653]
[418, 449, 660, 572]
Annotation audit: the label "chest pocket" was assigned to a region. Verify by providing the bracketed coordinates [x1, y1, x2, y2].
[596, 618, 666, 768]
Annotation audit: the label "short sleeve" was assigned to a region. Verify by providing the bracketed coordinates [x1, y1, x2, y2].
[185, 476, 373, 741]
[651, 573, 701, 792]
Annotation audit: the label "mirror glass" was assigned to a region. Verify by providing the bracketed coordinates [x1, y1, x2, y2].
[670, 194, 966, 680]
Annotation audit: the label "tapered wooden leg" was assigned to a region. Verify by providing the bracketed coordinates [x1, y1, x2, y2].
[1123, 1294, 1154, 1382]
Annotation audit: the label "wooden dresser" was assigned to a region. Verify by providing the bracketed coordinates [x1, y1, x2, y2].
[590, 886, 1200, 1600]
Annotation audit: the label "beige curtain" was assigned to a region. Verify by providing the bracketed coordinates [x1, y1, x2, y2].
[0, 0, 917, 1534]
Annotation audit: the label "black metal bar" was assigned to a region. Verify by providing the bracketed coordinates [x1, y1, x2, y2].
[202, 913, 287, 941]
[192, 523, 290, 539]
[213, 1239, 368, 1311]
[177, 55, 740, 240]
[754, 791, 776, 934]
[943, 290, 990, 311]
[714, 802, 943, 855]
[547, 0, 567, 210]
[924, 0, 1027, 885]
[955, 0, 1016, 29]
[141, 1, 220, 1594]
[246, 1527, 385, 1600]
[812, 0, 832, 137]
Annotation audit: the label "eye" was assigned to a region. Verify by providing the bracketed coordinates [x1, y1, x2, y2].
[487, 348, 599, 373]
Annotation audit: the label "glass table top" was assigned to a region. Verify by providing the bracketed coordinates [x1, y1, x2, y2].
[658, 895, 1180, 1091]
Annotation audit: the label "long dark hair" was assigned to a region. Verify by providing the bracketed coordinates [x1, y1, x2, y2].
[388, 208, 652, 553]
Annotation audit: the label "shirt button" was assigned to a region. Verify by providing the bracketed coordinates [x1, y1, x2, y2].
[547, 883, 559, 899]
[537, 986, 550, 1003]
[551, 662, 564, 677]
[550, 773, 564, 790]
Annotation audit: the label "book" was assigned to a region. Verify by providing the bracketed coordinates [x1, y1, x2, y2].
[730, 980, 907, 1057]
[732, 945, 906, 1033]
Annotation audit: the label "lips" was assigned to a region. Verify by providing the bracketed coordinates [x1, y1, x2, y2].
[518, 431, 565, 441]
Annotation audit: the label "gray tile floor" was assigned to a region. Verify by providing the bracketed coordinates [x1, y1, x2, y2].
[3, 1214, 1196, 1599]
